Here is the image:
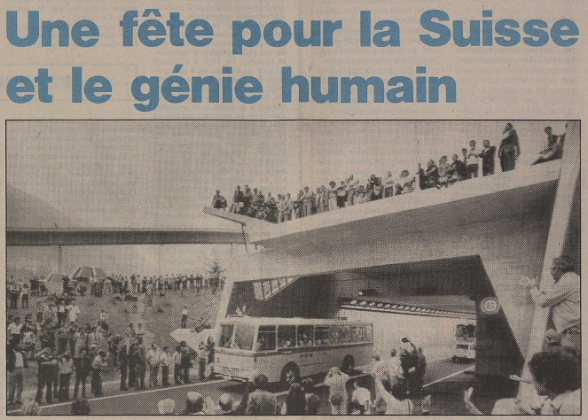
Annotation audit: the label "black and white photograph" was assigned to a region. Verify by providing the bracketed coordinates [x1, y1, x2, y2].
[6, 119, 580, 415]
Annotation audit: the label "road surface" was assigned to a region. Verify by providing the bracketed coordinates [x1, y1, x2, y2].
[8, 357, 474, 415]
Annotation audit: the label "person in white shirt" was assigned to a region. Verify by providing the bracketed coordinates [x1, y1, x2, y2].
[146, 343, 160, 387]
[327, 181, 337, 211]
[58, 353, 74, 401]
[383, 171, 395, 197]
[387, 349, 404, 385]
[325, 367, 350, 415]
[91, 350, 107, 397]
[350, 380, 371, 414]
[465, 140, 480, 178]
[521, 255, 580, 350]
[374, 377, 413, 414]
[67, 301, 80, 324]
[346, 175, 359, 206]
[172, 345, 182, 384]
[7, 317, 23, 344]
[302, 186, 313, 217]
[181, 306, 188, 328]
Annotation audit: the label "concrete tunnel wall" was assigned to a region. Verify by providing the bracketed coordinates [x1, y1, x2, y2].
[338, 308, 474, 362]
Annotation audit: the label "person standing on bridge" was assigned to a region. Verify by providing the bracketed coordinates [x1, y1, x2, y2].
[479, 139, 496, 176]
[498, 122, 520, 172]
[522, 255, 580, 351]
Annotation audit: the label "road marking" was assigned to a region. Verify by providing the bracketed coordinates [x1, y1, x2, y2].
[424, 367, 470, 388]
[7, 379, 228, 414]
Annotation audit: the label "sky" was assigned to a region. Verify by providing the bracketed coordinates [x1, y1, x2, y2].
[6, 119, 568, 276]
[7, 119, 567, 229]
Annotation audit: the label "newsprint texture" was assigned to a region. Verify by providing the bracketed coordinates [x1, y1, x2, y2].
[3, 0, 586, 417]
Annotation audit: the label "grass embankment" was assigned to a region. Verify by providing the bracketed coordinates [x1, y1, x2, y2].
[142, 288, 221, 349]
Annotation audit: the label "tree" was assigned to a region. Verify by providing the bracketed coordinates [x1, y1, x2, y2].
[206, 260, 225, 294]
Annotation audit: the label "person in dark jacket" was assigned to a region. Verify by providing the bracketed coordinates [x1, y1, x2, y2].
[119, 345, 128, 391]
[448, 153, 468, 184]
[133, 339, 147, 390]
[479, 139, 496, 176]
[180, 341, 192, 384]
[35, 347, 54, 404]
[498, 122, 520, 172]
[73, 348, 91, 399]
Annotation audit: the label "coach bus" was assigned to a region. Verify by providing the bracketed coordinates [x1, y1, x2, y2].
[214, 316, 373, 387]
[452, 323, 476, 362]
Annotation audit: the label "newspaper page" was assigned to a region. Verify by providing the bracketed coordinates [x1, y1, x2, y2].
[2, 0, 585, 416]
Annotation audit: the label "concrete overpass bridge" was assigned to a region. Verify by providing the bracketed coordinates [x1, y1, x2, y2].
[6, 227, 244, 247]
[204, 121, 580, 385]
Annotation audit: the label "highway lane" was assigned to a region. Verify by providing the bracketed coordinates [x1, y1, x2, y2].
[8, 357, 473, 415]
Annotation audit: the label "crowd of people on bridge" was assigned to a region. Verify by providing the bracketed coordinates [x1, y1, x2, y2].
[212, 123, 565, 223]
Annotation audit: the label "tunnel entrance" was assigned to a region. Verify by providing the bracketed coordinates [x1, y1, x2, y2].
[227, 255, 524, 379]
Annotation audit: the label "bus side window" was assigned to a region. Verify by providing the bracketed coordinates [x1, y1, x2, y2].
[297, 325, 313, 347]
[365, 325, 373, 342]
[339, 325, 350, 343]
[352, 326, 363, 342]
[315, 326, 329, 345]
[257, 326, 276, 351]
[329, 325, 339, 344]
[278, 325, 296, 348]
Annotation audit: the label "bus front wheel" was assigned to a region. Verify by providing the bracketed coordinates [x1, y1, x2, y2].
[342, 355, 355, 374]
[281, 363, 300, 390]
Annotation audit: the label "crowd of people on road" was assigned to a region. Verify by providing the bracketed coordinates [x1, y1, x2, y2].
[6, 268, 221, 410]
[154, 337, 427, 416]
[7, 295, 115, 407]
[212, 123, 564, 223]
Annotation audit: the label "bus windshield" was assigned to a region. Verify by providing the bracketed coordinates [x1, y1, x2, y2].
[233, 324, 255, 350]
[219, 323, 234, 348]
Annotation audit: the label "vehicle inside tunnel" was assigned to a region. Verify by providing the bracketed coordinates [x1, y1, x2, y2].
[226, 255, 524, 381]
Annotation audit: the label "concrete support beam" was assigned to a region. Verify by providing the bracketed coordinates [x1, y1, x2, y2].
[518, 121, 581, 396]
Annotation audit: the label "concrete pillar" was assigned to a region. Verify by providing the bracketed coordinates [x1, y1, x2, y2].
[518, 121, 580, 396]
